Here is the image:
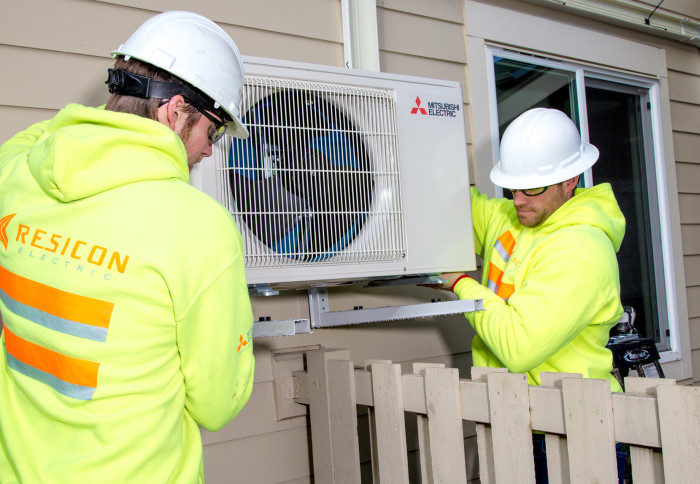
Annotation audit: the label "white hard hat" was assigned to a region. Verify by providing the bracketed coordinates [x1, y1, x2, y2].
[490, 108, 598, 189]
[112, 11, 248, 138]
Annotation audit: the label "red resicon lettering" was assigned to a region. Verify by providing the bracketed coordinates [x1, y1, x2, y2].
[411, 96, 427, 115]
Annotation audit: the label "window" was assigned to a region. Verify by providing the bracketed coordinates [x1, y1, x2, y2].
[486, 48, 672, 351]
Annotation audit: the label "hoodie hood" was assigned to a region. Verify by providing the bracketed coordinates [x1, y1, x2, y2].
[27, 104, 189, 202]
[539, 183, 626, 251]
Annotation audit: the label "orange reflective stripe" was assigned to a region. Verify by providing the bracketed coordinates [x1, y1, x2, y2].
[498, 230, 516, 255]
[4, 325, 99, 388]
[494, 230, 516, 262]
[488, 263, 514, 301]
[0, 265, 113, 329]
[496, 283, 514, 300]
[489, 230, 517, 301]
[488, 263, 504, 287]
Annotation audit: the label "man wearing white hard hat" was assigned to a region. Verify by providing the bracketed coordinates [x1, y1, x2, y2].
[0, 11, 254, 483]
[435, 108, 627, 483]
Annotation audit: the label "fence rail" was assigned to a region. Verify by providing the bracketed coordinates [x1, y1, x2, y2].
[291, 348, 700, 483]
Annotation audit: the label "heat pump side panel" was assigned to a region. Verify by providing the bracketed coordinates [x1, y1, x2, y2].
[392, 80, 475, 275]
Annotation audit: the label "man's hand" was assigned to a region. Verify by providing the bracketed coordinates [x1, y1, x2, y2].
[423, 272, 474, 291]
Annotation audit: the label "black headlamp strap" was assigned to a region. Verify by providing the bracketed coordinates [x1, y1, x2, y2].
[106, 69, 231, 122]
[106, 69, 167, 98]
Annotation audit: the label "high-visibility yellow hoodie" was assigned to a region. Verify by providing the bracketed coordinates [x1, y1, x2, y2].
[454, 185, 625, 392]
[0, 104, 254, 483]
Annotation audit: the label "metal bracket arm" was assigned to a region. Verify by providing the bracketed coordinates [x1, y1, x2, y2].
[308, 287, 483, 329]
[252, 318, 311, 338]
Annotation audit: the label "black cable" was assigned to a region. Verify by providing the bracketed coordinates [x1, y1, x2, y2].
[645, 0, 664, 25]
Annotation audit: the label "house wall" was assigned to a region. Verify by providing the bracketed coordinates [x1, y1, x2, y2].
[0, 0, 697, 483]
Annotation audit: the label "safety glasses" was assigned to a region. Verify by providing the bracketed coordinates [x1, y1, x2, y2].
[190, 104, 227, 144]
[158, 98, 227, 144]
[506, 186, 550, 197]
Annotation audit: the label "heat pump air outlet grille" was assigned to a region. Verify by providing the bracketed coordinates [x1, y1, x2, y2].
[217, 76, 406, 269]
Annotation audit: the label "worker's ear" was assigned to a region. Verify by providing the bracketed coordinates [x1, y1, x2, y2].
[564, 175, 580, 194]
[157, 95, 186, 131]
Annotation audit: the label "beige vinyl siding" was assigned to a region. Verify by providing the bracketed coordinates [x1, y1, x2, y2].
[377, 9, 466, 63]
[379, 0, 464, 22]
[376, 3, 469, 117]
[666, 39, 700, 387]
[682, 225, 700, 255]
[674, 133, 700, 168]
[95, 0, 342, 42]
[0, 45, 111, 109]
[690, 284, 700, 382]
[0, 0, 150, 137]
[103, 0, 345, 65]
[375, 1, 474, 185]
[1, 0, 142, 57]
[204, 426, 313, 483]
[0, 0, 345, 143]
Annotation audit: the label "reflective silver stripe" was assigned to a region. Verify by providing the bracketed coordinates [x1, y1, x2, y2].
[5, 351, 96, 401]
[494, 239, 511, 262]
[0, 288, 108, 342]
[487, 279, 498, 293]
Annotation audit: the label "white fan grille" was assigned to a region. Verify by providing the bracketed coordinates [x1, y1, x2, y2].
[217, 76, 406, 268]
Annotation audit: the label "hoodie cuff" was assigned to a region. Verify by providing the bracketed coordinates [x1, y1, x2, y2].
[450, 274, 473, 292]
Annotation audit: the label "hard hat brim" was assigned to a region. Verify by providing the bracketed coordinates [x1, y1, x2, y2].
[227, 118, 249, 139]
[490, 141, 599, 190]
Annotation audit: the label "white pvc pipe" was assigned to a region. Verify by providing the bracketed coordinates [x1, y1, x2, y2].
[341, 0, 380, 71]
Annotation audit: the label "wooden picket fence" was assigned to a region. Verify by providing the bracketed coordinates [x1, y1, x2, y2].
[291, 348, 700, 483]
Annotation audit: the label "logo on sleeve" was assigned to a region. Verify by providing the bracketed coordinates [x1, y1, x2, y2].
[237, 334, 249, 352]
[237, 328, 253, 353]
[0, 213, 17, 250]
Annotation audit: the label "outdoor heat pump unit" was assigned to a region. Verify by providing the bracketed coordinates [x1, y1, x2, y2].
[190, 56, 479, 334]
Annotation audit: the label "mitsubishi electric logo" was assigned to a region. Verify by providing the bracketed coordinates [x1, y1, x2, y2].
[410, 96, 461, 118]
[411, 96, 427, 115]
[0, 213, 16, 250]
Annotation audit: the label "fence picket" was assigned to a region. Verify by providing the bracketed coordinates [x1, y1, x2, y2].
[368, 362, 410, 484]
[624, 377, 675, 484]
[306, 349, 356, 483]
[364, 359, 393, 484]
[422, 367, 468, 483]
[561, 378, 618, 483]
[326, 359, 361, 483]
[487, 372, 536, 484]
[657, 385, 700, 483]
[539, 372, 581, 484]
[412, 362, 445, 484]
[471, 367, 507, 484]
